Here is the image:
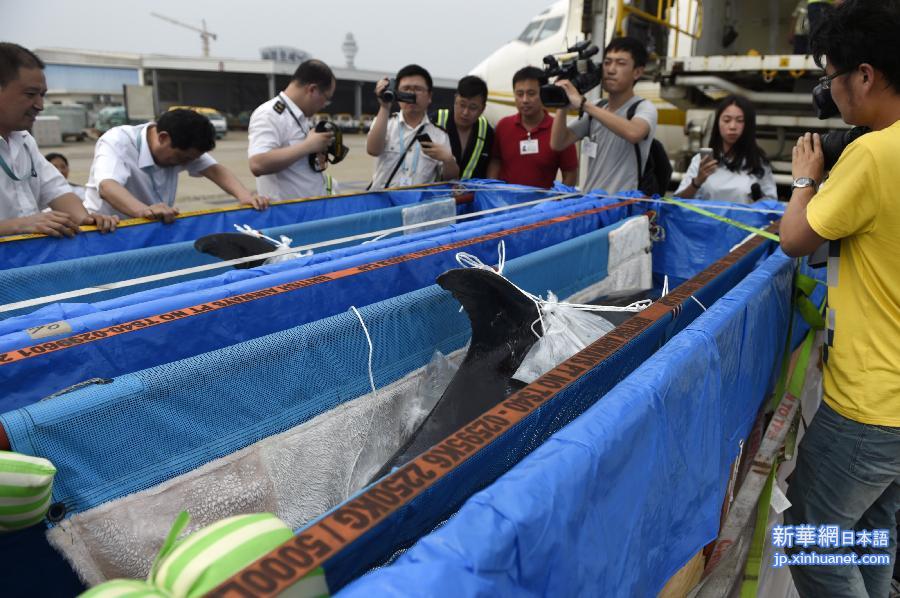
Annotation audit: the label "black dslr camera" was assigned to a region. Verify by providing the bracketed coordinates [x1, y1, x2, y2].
[379, 79, 417, 104]
[308, 120, 349, 172]
[812, 81, 870, 170]
[539, 40, 603, 108]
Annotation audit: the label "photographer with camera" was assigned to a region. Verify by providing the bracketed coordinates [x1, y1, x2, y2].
[248, 59, 337, 201]
[366, 64, 458, 190]
[779, 1, 900, 596]
[549, 37, 658, 194]
[486, 66, 578, 188]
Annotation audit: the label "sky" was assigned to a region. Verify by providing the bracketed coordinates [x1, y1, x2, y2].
[2, 0, 558, 79]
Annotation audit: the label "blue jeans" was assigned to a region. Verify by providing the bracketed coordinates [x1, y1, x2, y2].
[785, 401, 900, 597]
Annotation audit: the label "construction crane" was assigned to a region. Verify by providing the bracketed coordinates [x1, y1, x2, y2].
[150, 12, 218, 57]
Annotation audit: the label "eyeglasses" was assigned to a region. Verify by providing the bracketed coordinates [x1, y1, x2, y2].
[314, 85, 333, 107]
[818, 66, 857, 90]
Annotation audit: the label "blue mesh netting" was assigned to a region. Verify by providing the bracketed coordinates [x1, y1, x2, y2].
[0, 203, 410, 319]
[0, 220, 622, 515]
[337, 251, 795, 597]
[0, 184, 456, 268]
[0, 181, 571, 269]
[0, 194, 616, 337]
[312, 242, 784, 594]
[0, 198, 630, 411]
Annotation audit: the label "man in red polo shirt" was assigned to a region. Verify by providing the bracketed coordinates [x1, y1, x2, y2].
[487, 66, 578, 188]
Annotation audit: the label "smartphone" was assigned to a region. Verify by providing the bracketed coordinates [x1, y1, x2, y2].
[699, 147, 713, 159]
[415, 132, 433, 144]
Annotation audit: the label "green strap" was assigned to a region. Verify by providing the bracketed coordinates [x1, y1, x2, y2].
[794, 273, 826, 331]
[740, 463, 778, 598]
[660, 197, 781, 242]
[741, 301, 820, 594]
[325, 174, 333, 195]
[461, 116, 487, 180]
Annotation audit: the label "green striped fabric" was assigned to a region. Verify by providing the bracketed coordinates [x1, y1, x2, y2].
[79, 579, 171, 597]
[150, 512, 294, 598]
[0, 450, 56, 532]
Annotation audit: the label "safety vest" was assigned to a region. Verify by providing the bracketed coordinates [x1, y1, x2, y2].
[436, 109, 488, 180]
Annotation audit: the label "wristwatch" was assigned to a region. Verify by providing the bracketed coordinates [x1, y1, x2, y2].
[791, 177, 818, 192]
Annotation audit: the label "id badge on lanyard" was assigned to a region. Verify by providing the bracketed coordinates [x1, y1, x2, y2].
[398, 124, 421, 186]
[519, 133, 539, 155]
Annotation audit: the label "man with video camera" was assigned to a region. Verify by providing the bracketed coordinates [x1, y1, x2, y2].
[549, 37, 658, 194]
[248, 59, 337, 201]
[366, 64, 458, 190]
[780, 1, 900, 596]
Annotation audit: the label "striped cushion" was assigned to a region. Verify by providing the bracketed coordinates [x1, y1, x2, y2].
[150, 512, 294, 598]
[0, 450, 56, 532]
[79, 579, 170, 597]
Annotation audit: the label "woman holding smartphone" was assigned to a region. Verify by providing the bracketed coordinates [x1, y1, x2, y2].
[674, 95, 777, 203]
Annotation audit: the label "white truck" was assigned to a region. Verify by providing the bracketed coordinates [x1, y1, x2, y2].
[473, 0, 846, 192]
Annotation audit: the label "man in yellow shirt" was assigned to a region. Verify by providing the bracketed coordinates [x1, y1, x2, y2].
[781, 1, 900, 596]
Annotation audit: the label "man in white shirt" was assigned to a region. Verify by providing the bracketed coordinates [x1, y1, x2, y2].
[0, 43, 117, 237]
[85, 109, 267, 223]
[367, 64, 458, 190]
[248, 59, 337, 201]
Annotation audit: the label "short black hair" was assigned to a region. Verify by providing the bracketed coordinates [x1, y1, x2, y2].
[457, 75, 488, 102]
[512, 66, 546, 88]
[44, 152, 67, 165]
[810, 0, 900, 93]
[604, 37, 649, 68]
[156, 109, 216, 153]
[292, 59, 335, 89]
[0, 43, 44, 87]
[396, 64, 433, 91]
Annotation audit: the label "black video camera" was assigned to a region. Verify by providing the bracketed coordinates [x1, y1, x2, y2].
[539, 40, 603, 108]
[380, 79, 417, 104]
[811, 82, 870, 170]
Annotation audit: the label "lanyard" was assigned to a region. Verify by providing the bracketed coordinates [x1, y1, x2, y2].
[134, 126, 176, 205]
[0, 142, 37, 182]
[397, 121, 421, 176]
[278, 94, 309, 136]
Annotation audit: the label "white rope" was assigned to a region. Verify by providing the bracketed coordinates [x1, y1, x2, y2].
[691, 295, 708, 311]
[455, 243, 652, 340]
[0, 191, 582, 314]
[1, 186, 779, 315]
[346, 305, 378, 498]
[454, 239, 506, 275]
[661, 275, 670, 298]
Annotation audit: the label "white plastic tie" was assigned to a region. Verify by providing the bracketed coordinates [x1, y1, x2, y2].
[455, 242, 651, 340]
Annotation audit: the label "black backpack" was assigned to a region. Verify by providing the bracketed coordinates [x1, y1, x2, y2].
[596, 99, 672, 196]
[625, 99, 672, 196]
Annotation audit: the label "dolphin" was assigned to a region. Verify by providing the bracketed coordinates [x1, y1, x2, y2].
[193, 232, 278, 269]
[368, 267, 649, 483]
[369, 267, 542, 482]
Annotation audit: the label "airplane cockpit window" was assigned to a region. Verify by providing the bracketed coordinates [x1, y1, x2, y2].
[518, 20, 544, 44]
[535, 16, 563, 42]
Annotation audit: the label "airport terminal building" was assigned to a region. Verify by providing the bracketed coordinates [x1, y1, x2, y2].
[35, 47, 457, 126]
